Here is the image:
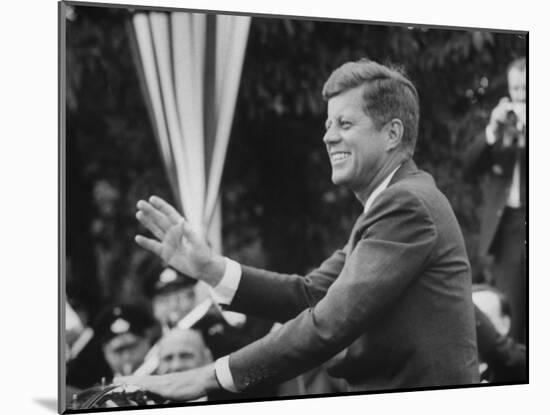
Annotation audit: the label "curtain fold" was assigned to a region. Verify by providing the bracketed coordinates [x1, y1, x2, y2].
[205, 15, 250, 222]
[131, 11, 250, 248]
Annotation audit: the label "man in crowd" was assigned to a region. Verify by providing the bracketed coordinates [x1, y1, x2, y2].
[157, 329, 213, 375]
[147, 266, 198, 332]
[146, 265, 274, 361]
[66, 303, 158, 389]
[117, 59, 479, 399]
[97, 304, 158, 379]
[463, 57, 526, 343]
[144, 267, 277, 400]
[472, 284, 526, 383]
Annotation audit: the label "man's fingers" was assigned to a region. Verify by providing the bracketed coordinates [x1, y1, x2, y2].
[114, 375, 165, 397]
[136, 211, 165, 241]
[137, 200, 172, 233]
[135, 235, 163, 256]
[149, 196, 183, 225]
[114, 375, 139, 384]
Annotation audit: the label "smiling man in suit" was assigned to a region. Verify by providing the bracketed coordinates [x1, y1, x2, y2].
[116, 59, 479, 399]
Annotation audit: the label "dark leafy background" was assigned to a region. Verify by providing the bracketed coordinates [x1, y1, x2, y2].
[64, 5, 526, 321]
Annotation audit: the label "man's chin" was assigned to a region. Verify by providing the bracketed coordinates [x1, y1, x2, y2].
[331, 172, 348, 187]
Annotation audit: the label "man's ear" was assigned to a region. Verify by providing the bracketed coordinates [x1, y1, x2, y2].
[386, 118, 404, 151]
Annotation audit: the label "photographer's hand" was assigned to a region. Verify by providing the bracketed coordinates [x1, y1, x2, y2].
[135, 196, 225, 287]
[486, 97, 514, 145]
[490, 97, 513, 126]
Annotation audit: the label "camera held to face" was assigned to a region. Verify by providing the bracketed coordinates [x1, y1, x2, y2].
[500, 102, 525, 147]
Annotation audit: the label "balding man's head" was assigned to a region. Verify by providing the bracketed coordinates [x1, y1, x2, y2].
[472, 285, 511, 337]
[157, 329, 212, 375]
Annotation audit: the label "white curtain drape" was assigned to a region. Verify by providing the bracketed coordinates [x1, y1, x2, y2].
[128, 13, 250, 375]
[131, 11, 250, 255]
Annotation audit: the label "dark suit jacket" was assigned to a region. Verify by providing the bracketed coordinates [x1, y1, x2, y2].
[225, 160, 479, 392]
[463, 131, 526, 257]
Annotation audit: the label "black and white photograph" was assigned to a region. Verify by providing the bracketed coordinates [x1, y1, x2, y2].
[57, 0, 530, 413]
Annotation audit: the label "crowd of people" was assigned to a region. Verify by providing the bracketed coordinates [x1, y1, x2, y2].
[65, 266, 280, 408]
[65, 57, 527, 409]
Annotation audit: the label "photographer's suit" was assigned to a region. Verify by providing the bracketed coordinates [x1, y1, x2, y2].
[223, 160, 479, 392]
[464, 127, 526, 343]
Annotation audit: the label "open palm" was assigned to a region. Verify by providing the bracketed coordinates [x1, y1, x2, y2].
[134, 196, 215, 280]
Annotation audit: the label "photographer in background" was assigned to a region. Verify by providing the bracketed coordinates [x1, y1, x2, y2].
[464, 57, 526, 343]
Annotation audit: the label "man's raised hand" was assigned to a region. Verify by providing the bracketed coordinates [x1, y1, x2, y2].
[135, 196, 225, 286]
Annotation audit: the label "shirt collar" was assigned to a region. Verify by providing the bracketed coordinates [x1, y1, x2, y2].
[363, 164, 401, 214]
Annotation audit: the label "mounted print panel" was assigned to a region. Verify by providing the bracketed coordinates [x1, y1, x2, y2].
[59, 1, 527, 413]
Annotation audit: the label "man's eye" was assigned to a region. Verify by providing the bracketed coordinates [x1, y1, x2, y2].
[340, 121, 352, 129]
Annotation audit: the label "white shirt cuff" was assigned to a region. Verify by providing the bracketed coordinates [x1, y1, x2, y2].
[215, 355, 239, 393]
[209, 257, 242, 306]
[485, 124, 497, 145]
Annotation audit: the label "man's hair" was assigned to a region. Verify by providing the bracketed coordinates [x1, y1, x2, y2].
[507, 56, 526, 74]
[322, 59, 420, 156]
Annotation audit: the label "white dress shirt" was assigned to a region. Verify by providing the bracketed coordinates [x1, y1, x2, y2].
[210, 164, 401, 392]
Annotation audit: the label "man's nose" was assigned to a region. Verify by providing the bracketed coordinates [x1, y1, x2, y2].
[120, 350, 134, 364]
[170, 359, 189, 373]
[119, 357, 134, 375]
[323, 126, 341, 145]
[166, 296, 183, 311]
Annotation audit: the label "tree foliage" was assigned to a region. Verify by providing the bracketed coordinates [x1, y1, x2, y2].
[64, 5, 526, 318]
